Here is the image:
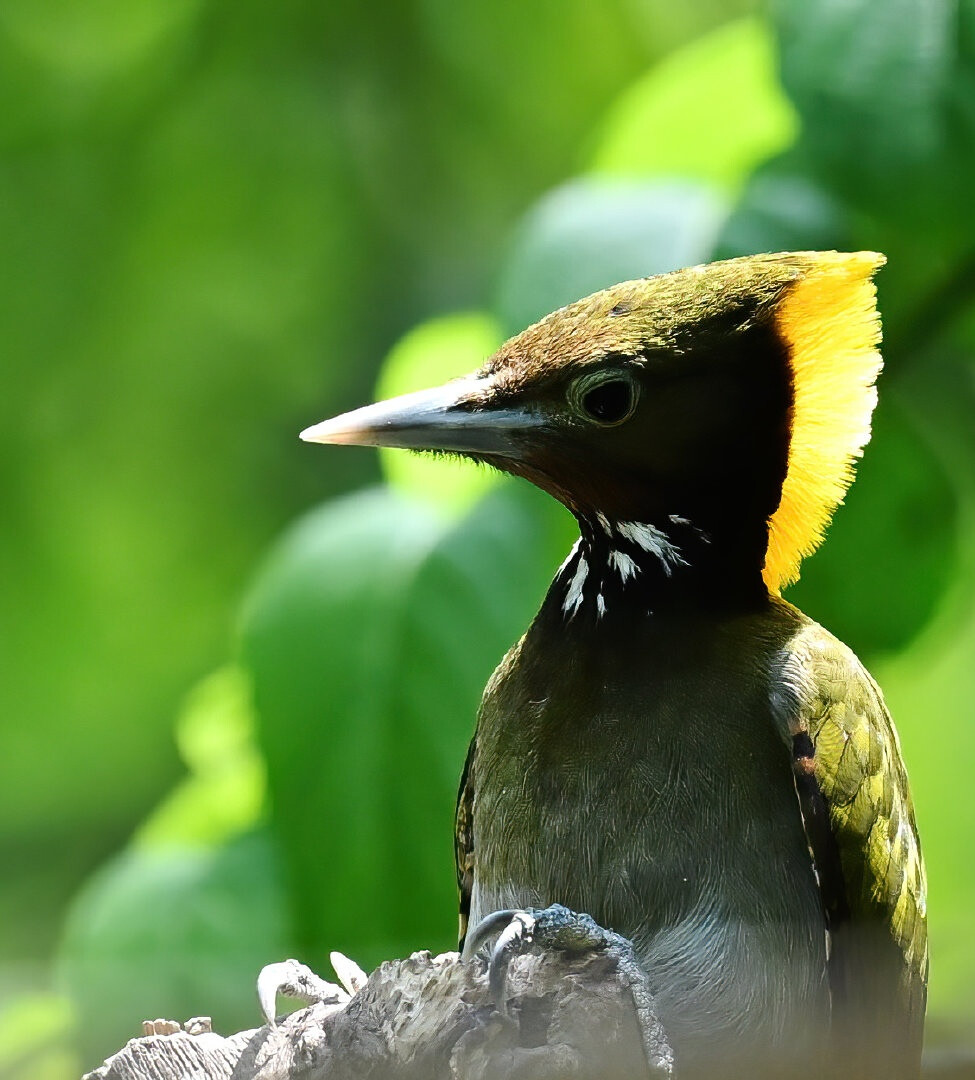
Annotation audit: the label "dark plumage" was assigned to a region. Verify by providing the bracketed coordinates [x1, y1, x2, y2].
[302, 252, 927, 1079]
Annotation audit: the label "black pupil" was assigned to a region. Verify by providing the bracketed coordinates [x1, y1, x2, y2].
[582, 379, 632, 423]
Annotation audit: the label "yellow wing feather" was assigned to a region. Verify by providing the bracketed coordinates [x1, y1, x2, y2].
[785, 616, 927, 1074]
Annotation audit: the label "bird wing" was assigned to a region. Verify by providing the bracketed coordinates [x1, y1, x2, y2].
[455, 734, 476, 950]
[784, 618, 928, 1074]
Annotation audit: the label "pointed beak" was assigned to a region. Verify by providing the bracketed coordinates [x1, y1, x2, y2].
[299, 377, 545, 457]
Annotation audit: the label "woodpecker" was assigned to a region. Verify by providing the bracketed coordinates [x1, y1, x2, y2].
[301, 252, 927, 1079]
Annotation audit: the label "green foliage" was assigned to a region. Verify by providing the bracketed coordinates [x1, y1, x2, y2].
[496, 179, 729, 335]
[1, 0, 717, 1013]
[58, 832, 289, 1063]
[134, 666, 266, 850]
[590, 16, 797, 193]
[5, 0, 975, 1071]
[878, 593, 975, 1026]
[55, 668, 282, 1062]
[786, 403, 957, 654]
[240, 484, 573, 965]
[0, 992, 77, 1080]
[714, 165, 851, 260]
[774, 0, 975, 243]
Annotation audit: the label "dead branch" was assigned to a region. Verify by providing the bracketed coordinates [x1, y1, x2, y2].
[83, 946, 668, 1080]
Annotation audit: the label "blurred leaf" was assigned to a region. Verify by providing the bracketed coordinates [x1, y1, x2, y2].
[0, 0, 752, 991]
[58, 831, 289, 1067]
[0, 992, 77, 1080]
[374, 313, 504, 514]
[319, 0, 707, 310]
[877, 290, 975, 1027]
[773, 0, 975, 242]
[0, 0, 199, 82]
[135, 667, 266, 850]
[878, 574, 975, 1025]
[786, 397, 958, 655]
[403, 0, 742, 286]
[495, 178, 728, 335]
[712, 160, 851, 260]
[0, 44, 378, 965]
[0, 0, 202, 137]
[590, 16, 797, 194]
[240, 484, 574, 967]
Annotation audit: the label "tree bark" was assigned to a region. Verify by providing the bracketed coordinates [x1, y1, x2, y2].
[84, 947, 667, 1080]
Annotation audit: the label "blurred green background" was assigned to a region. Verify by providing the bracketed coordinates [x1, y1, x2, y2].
[3, 1, 975, 1075]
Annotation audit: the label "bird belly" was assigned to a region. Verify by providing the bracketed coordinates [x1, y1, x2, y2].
[470, 813, 831, 1074]
[470, 609, 832, 1073]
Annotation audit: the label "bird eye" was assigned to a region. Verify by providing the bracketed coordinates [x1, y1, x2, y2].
[571, 370, 639, 427]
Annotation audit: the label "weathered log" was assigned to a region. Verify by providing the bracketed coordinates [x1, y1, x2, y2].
[84, 946, 669, 1080]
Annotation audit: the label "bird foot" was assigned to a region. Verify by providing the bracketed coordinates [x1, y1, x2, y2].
[464, 904, 674, 1076]
[256, 952, 367, 1026]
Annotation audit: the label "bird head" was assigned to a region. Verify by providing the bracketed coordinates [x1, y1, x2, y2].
[302, 252, 883, 596]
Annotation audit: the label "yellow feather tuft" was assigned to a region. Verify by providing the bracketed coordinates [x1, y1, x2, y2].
[763, 251, 885, 595]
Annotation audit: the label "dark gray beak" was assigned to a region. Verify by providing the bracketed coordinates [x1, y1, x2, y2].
[300, 377, 545, 457]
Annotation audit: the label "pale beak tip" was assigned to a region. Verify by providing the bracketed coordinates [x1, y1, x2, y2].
[299, 420, 340, 444]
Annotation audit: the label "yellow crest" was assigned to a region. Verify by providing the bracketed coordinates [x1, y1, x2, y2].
[764, 251, 885, 594]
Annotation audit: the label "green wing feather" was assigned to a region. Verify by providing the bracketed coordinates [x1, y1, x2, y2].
[785, 618, 928, 1076]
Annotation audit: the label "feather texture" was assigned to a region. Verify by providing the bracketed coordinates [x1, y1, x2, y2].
[781, 615, 927, 1076]
[765, 252, 885, 592]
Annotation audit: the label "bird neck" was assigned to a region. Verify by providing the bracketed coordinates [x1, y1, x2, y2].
[553, 511, 770, 622]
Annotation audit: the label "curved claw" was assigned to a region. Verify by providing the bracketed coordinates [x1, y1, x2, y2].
[256, 958, 349, 1026]
[462, 909, 541, 1015]
[462, 908, 520, 962]
[488, 911, 537, 1011]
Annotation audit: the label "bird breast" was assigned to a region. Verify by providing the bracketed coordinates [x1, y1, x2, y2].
[470, 594, 832, 1071]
